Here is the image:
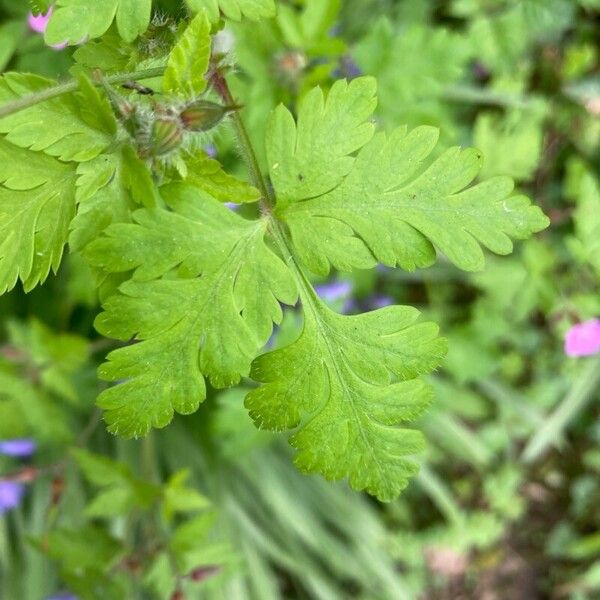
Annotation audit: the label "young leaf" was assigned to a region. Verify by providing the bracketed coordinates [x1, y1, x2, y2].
[0, 140, 77, 294]
[85, 184, 297, 437]
[269, 78, 549, 274]
[186, 153, 261, 204]
[0, 73, 116, 162]
[246, 294, 446, 501]
[186, 0, 276, 23]
[45, 0, 152, 45]
[164, 11, 211, 98]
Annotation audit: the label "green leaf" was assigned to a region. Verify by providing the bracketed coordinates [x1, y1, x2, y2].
[72, 448, 161, 516]
[46, 0, 152, 45]
[170, 512, 234, 572]
[186, 152, 261, 204]
[267, 77, 377, 208]
[269, 78, 549, 274]
[354, 21, 471, 133]
[164, 11, 211, 98]
[474, 109, 544, 181]
[0, 21, 25, 73]
[567, 162, 600, 276]
[70, 145, 155, 254]
[7, 318, 89, 402]
[0, 367, 73, 442]
[186, 0, 276, 23]
[0, 140, 77, 294]
[0, 73, 116, 162]
[85, 183, 297, 437]
[246, 296, 446, 501]
[41, 525, 124, 571]
[163, 469, 211, 521]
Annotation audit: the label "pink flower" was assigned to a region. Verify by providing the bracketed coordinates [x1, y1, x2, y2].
[27, 7, 52, 34]
[27, 7, 68, 51]
[564, 319, 600, 357]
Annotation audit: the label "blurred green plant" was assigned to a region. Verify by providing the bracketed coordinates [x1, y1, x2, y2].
[0, 1, 598, 599]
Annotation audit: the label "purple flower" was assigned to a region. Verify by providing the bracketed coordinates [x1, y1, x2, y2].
[0, 439, 37, 458]
[333, 55, 362, 80]
[204, 144, 217, 158]
[224, 202, 238, 210]
[45, 594, 79, 600]
[315, 280, 352, 302]
[565, 319, 600, 357]
[0, 481, 25, 514]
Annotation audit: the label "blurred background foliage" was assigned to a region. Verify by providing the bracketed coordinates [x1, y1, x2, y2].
[0, 0, 599, 598]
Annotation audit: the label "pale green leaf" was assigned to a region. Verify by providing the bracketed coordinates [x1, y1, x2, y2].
[85, 183, 297, 437]
[269, 78, 549, 274]
[568, 164, 600, 276]
[354, 21, 471, 134]
[186, 0, 276, 23]
[46, 0, 152, 45]
[246, 297, 446, 501]
[0, 140, 77, 294]
[0, 73, 115, 162]
[164, 11, 211, 98]
[0, 21, 25, 72]
[70, 145, 154, 253]
[186, 152, 261, 203]
[72, 448, 161, 516]
[474, 110, 544, 181]
[267, 77, 377, 208]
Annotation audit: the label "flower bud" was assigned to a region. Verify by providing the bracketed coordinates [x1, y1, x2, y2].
[145, 115, 184, 157]
[180, 100, 237, 132]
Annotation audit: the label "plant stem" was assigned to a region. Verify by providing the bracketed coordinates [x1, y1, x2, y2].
[210, 69, 275, 211]
[0, 66, 166, 120]
[208, 70, 319, 307]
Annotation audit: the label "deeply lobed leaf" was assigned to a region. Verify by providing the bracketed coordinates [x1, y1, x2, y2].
[86, 184, 297, 437]
[270, 80, 549, 274]
[247, 296, 447, 501]
[0, 73, 116, 162]
[0, 140, 77, 293]
[163, 11, 211, 98]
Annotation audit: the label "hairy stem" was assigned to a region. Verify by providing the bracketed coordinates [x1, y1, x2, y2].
[208, 70, 327, 328]
[0, 66, 166, 120]
[210, 69, 275, 211]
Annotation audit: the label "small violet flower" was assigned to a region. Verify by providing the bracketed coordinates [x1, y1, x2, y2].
[204, 144, 217, 158]
[0, 438, 37, 458]
[315, 280, 354, 313]
[45, 593, 79, 600]
[27, 7, 68, 51]
[564, 319, 600, 357]
[333, 55, 362, 80]
[0, 481, 25, 515]
[315, 280, 352, 302]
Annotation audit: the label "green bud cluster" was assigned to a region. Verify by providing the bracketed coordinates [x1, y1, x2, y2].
[103, 83, 238, 161]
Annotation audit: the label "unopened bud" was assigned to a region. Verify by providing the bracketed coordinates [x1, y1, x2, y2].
[145, 115, 184, 157]
[180, 100, 238, 132]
